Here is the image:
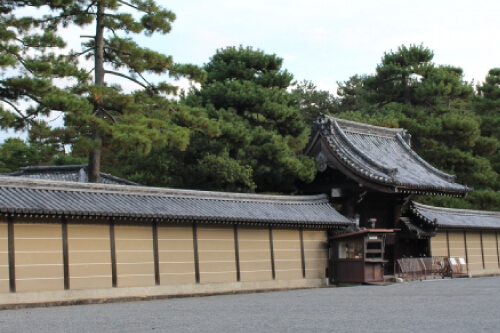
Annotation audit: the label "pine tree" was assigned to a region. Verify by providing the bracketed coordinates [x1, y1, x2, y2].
[0, 0, 207, 182]
[335, 45, 499, 209]
[364, 44, 435, 108]
[474, 68, 500, 190]
[179, 46, 316, 193]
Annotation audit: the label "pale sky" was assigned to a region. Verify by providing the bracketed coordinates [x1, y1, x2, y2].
[1, 0, 499, 142]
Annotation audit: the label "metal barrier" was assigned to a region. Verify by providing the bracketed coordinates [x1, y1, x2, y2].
[397, 256, 466, 280]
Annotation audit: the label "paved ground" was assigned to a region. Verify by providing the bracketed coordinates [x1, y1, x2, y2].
[1, 277, 499, 332]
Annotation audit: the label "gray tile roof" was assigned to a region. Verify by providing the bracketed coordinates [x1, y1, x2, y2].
[0, 177, 352, 228]
[1, 165, 139, 185]
[410, 201, 500, 231]
[306, 114, 469, 196]
[399, 217, 435, 239]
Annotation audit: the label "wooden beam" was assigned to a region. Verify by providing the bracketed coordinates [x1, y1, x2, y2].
[496, 231, 500, 269]
[480, 231, 485, 270]
[463, 231, 469, 266]
[299, 228, 306, 279]
[7, 215, 15, 293]
[233, 224, 241, 282]
[109, 217, 117, 288]
[192, 222, 200, 284]
[269, 226, 275, 280]
[152, 220, 160, 286]
[62, 216, 70, 290]
[446, 231, 451, 258]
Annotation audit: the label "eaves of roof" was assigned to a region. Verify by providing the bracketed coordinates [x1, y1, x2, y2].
[0, 177, 353, 228]
[1, 164, 139, 186]
[410, 201, 500, 231]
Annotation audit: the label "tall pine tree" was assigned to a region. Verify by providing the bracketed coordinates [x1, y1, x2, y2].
[334, 44, 499, 210]
[132, 46, 316, 193]
[0, 0, 207, 182]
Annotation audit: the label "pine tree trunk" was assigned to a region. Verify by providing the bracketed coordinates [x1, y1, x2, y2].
[88, 2, 105, 183]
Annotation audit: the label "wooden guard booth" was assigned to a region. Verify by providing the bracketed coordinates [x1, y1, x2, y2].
[300, 114, 470, 274]
[330, 229, 394, 284]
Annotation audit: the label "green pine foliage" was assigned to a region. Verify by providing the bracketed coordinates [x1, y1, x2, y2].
[186, 46, 316, 193]
[124, 46, 316, 193]
[332, 44, 499, 210]
[0, 0, 208, 182]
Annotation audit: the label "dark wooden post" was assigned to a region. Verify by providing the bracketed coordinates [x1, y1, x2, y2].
[446, 231, 451, 258]
[480, 231, 485, 270]
[269, 226, 275, 280]
[192, 222, 200, 284]
[7, 215, 15, 293]
[496, 231, 500, 269]
[152, 220, 160, 285]
[463, 231, 469, 265]
[109, 217, 117, 288]
[233, 224, 241, 282]
[299, 228, 306, 279]
[62, 216, 70, 290]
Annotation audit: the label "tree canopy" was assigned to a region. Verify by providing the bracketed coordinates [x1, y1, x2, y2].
[121, 46, 316, 193]
[1, 21, 499, 211]
[331, 44, 499, 210]
[0, 0, 207, 182]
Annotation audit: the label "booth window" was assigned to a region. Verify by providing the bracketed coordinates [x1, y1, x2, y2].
[338, 240, 363, 259]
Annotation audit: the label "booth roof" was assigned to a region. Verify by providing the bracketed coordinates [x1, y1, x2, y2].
[305, 114, 470, 196]
[0, 177, 352, 228]
[410, 201, 500, 231]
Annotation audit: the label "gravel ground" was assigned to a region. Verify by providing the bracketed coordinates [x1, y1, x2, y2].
[1, 277, 499, 332]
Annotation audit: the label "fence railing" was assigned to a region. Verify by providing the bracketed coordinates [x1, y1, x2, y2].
[396, 256, 468, 280]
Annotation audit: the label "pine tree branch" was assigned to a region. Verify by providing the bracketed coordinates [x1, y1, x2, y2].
[85, 1, 98, 15]
[104, 70, 150, 90]
[14, 38, 58, 49]
[33, 13, 89, 26]
[136, 71, 153, 88]
[0, 98, 34, 124]
[117, 0, 141, 12]
[101, 108, 117, 123]
[103, 46, 131, 56]
[12, 54, 35, 75]
[69, 47, 93, 59]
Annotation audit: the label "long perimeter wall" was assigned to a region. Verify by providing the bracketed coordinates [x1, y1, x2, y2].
[0, 216, 329, 297]
[431, 230, 500, 276]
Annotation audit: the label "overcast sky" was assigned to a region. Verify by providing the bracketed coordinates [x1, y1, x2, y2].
[2, 0, 499, 142]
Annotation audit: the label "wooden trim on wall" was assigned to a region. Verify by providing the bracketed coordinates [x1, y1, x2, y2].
[496, 231, 500, 269]
[446, 231, 451, 258]
[192, 222, 200, 284]
[7, 215, 15, 293]
[269, 226, 275, 280]
[152, 220, 160, 286]
[61, 216, 70, 290]
[109, 217, 117, 288]
[233, 224, 240, 282]
[463, 231, 469, 265]
[480, 231, 485, 269]
[299, 228, 306, 279]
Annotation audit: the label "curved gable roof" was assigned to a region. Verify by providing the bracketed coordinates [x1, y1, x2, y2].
[410, 201, 500, 231]
[305, 114, 469, 196]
